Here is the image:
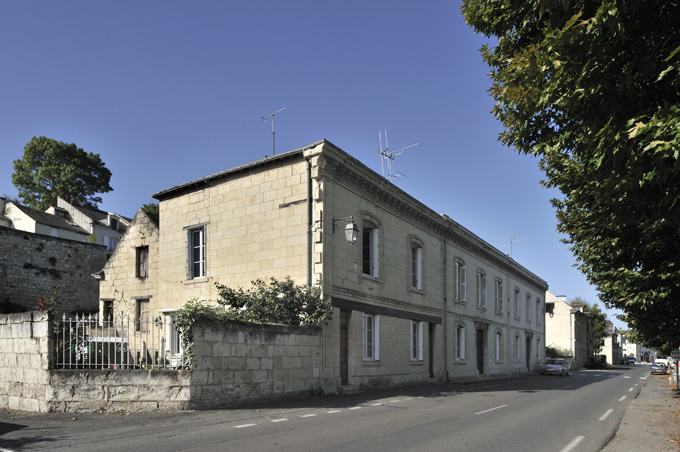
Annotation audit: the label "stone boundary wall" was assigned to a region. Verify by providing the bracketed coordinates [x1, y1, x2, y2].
[0, 313, 322, 412]
[190, 320, 323, 409]
[0, 227, 107, 315]
[0, 311, 51, 412]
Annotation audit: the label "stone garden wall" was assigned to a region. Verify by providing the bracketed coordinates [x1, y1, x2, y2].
[0, 312, 322, 412]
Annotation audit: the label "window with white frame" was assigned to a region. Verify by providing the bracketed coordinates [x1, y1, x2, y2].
[515, 334, 521, 361]
[362, 222, 379, 278]
[495, 279, 504, 313]
[514, 289, 521, 320]
[478, 271, 487, 308]
[526, 293, 532, 323]
[455, 260, 466, 302]
[363, 313, 379, 360]
[456, 324, 466, 360]
[495, 331, 503, 361]
[536, 299, 542, 325]
[411, 320, 423, 361]
[188, 226, 205, 279]
[537, 338, 542, 361]
[410, 243, 423, 291]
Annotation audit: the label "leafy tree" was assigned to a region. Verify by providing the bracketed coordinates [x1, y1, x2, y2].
[142, 202, 159, 216]
[462, 1, 680, 348]
[12, 136, 113, 210]
[216, 277, 333, 327]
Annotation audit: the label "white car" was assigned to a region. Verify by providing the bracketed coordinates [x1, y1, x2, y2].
[542, 358, 570, 376]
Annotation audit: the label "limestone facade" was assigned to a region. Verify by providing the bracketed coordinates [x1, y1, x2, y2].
[544, 292, 592, 369]
[98, 140, 548, 392]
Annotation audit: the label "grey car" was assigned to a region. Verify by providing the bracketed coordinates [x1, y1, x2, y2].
[542, 358, 570, 376]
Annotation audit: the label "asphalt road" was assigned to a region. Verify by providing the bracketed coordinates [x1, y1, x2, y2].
[0, 364, 649, 452]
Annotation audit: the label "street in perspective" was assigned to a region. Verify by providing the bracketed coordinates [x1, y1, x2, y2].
[2, 365, 674, 452]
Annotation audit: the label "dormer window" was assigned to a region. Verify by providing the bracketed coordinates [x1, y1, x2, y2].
[110, 216, 118, 231]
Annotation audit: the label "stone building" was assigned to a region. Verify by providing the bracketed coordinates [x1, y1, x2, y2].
[601, 320, 623, 365]
[544, 292, 592, 369]
[97, 140, 548, 392]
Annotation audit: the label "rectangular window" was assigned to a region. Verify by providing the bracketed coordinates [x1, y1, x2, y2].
[411, 321, 423, 361]
[536, 299, 542, 325]
[410, 245, 422, 290]
[478, 273, 487, 308]
[189, 227, 205, 279]
[136, 246, 149, 278]
[495, 331, 502, 361]
[363, 313, 379, 360]
[515, 335, 521, 361]
[456, 325, 466, 360]
[496, 280, 504, 313]
[110, 217, 119, 231]
[456, 262, 466, 301]
[514, 290, 521, 319]
[102, 299, 114, 322]
[136, 299, 150, 332]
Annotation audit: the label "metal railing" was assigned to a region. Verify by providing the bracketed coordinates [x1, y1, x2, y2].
[54, 313, 187, 370]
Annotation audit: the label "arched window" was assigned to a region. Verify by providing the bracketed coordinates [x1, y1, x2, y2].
[409, 238, 423, 291]
[455, 260, 466, 302]
[536, 298, 542, 325]
[478, 271, 487, 308]
[526, 293, 532, 323]
[514, 289, 521, 320]
[362, 219, 379, 278]
[495, 279, 504, 313]
[515, 334, 521, 361]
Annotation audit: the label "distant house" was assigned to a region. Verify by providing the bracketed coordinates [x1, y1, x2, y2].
[46, 197, 131, 252]
[544, 292, 592, 369]
[601, 321, 622, 365]
[96, 140, 548, 392]
[3, 200, 89, 241]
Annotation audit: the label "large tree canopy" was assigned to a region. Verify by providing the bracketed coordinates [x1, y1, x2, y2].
[462, 1, 680, 349]
[12, 137, 113, 210]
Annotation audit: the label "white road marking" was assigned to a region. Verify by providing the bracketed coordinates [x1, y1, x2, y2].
[599, 409, 614, 421]
[235, 423, 256, 428]
[327, 410, 341, 413]
[371, 403, 382, 406]
[301, 414, 316, 418]
[560, 436, 585, 452]
[628, 387, 635, 392]
[475, 404, 508, 415]
[623, 376, 631, 379]
[271, 418, 288, 423]
[349, 406, 362, 410]
[618, 396, 626, 402]
[390, 400, 401, 403]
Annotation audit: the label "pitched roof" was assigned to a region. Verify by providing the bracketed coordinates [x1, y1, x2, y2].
[12, 203, 88, 235]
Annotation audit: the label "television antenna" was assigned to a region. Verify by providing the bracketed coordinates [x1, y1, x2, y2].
[503, 235, 526, 258]
[379, 130, 419, 182]
[261, 107, 286, 155]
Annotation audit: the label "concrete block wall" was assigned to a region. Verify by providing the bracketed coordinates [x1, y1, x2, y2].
[190, 320, 322, 409]
[0, 227, 107, 314]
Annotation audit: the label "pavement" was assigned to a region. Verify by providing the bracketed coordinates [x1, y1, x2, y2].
[601, 369, 680, 452]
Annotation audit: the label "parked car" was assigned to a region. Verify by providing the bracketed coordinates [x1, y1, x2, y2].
[627, 356, 636, 364]
[542, 358, 571, 376]
[650, 362, 668, 375]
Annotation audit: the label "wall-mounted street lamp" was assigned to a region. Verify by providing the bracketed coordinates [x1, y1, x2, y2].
[333, 216, 359, 245]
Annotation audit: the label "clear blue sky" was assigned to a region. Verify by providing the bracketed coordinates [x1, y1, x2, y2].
[0, 0, 625, 328]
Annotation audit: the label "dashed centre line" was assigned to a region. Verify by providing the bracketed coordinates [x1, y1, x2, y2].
[599, 409, 614, 421]
[560, 436, 585, 452]
[475, 404, 508, 415]
[234, 423, 256, 428]
[618, 396, 626, 402]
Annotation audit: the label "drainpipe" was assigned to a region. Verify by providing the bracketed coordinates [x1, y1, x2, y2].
[306, 156, 323, 394]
